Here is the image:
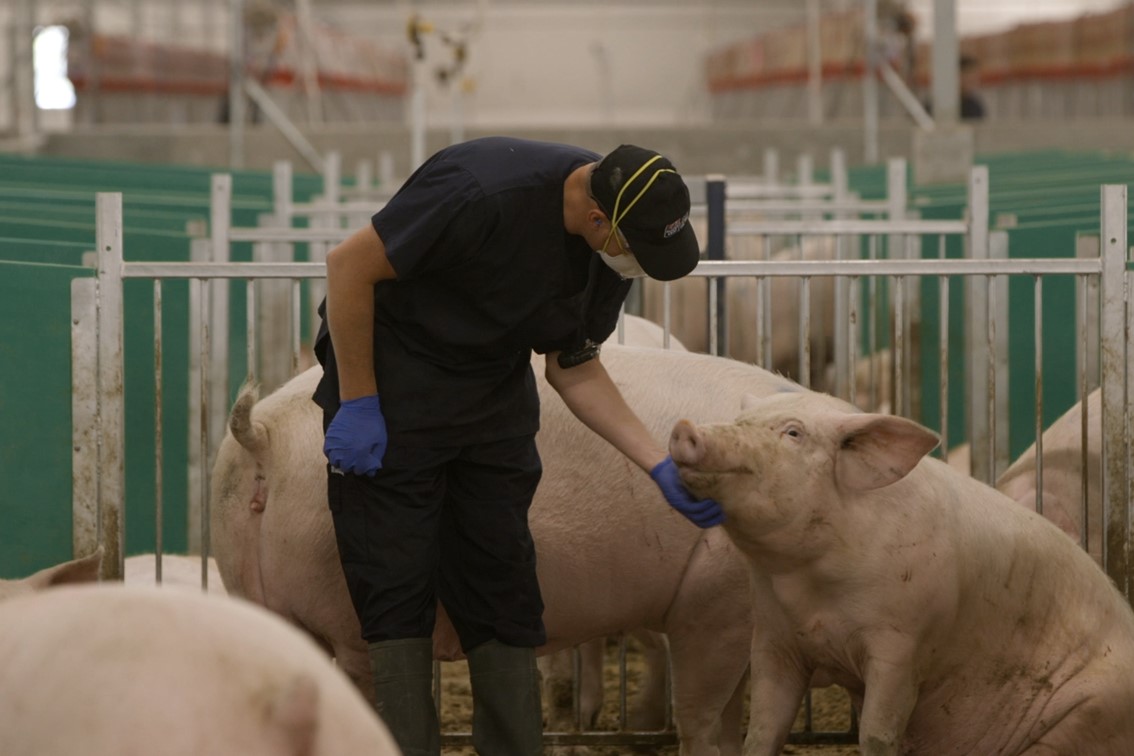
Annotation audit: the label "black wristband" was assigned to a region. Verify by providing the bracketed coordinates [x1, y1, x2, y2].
[557, 339, 601, 369]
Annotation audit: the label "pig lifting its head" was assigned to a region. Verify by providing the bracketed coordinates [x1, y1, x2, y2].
[670, 389, 1134, 756]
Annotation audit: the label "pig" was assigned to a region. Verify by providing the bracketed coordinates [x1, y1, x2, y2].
[210, 344, 810, 756]
[125, 552, 228, 594]
[669, 389, 1134, 755]
[996, 388, 1102, 565]
[0, 584, 400, 756]
[0, 548, 102, 602]
[641, 236, 838, 389]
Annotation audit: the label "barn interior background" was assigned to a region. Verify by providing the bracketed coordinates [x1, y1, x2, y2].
[1, 0, 1133, 750]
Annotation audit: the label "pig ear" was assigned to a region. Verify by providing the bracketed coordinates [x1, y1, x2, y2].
[740, 393, 762, 412]
[25, 547, 104, 590]
[835, 414, 940, 491]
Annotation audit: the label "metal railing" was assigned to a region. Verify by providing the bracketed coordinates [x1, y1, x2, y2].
[72, 177, 1132, 749]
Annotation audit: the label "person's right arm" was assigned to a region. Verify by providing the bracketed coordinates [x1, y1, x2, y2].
[324, 224, 397, 401]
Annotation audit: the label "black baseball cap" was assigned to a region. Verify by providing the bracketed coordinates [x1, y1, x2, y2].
[590, 144, 700, 281]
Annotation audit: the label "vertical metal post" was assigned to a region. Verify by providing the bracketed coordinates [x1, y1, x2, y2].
[932, 0, 960, 124]
[14, 0, 37, 137]
[830, 148, 848, 201]
[706, 175, 727, 356]
[96, 192, 126, 580]
[322, 150, 342, 208]
[863, 0, 879, 164]
[198, 277, 211, 587]
[1075, 233, 1102, 395]
[379, 150, 396, 189]
[154, 280, 164, 577]
[71, 278, 99, 560]
[1099, 184, 1129, 599]
[228, 0, 245, 168]
[797, 153, 814, 186]
[806, 0, 823, 126]
[295, 0, 323, 124]
[246, 279, 257, 385]
[886, 159, 908, 227]
[831, 147, 851, 398]
[355, 159, 373, 196]
[887, 158, 908, 415]
[965, 166, 991, 483]
[207, 174, 231, 487]
[762, 148, 778, 186]
[1032, 275, 1044, 518]
[936, 242, 951, 464]
[990, 230, 1011, 479]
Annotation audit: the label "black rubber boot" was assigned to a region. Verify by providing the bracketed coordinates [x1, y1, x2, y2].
[368, 638, 441, 756]
[466, 639, 544, 756]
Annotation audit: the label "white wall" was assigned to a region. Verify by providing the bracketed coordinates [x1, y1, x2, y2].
[7, 0, 1129, 139]
[0, 0, 801, 136]
[322, 2, 797, 129]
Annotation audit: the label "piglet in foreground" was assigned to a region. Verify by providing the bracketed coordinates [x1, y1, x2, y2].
[670, 390, 1134, 756]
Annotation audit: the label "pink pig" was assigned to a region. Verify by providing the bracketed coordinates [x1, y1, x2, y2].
[670, 389, 1134, 755]
[0, 584, 400, 756]
[997, 388, 1102, 565]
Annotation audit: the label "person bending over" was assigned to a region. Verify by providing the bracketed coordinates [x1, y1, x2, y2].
[313, 136, 722, 756]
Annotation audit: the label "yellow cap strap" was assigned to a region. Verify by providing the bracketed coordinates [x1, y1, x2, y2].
[610, 155, 676, 237]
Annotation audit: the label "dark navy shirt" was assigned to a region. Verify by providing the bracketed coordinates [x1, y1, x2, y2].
[314, 137, 632, 448]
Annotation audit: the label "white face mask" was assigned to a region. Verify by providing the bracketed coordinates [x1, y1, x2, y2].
[597, 249, 647, 279]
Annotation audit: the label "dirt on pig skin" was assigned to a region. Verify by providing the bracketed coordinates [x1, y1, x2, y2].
[438, 637, 858, 755]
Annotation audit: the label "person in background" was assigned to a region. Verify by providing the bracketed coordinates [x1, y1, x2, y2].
[960, 53, 987, 120]
[313, 136, 723, 756]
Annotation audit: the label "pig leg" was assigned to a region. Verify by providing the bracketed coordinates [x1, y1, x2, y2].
[539, 647, 578, 732]
[667, 632, 747, 756]
[666, 601, 750, 755]
[665, 540, 752, 755]
[626, 630, 669, 731]
[539, 638, 605, 732]
[857, 651, 918, 756]
[742, 573, 810, 756]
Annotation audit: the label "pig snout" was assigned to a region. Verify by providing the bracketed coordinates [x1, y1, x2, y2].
[669, 420, 706, 466]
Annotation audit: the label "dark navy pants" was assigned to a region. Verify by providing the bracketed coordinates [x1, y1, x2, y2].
[326, 431, 546, 652]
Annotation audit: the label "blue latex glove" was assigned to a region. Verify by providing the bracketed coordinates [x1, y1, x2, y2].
[650, 456, 725, 528]
[324, 395, 387, 476]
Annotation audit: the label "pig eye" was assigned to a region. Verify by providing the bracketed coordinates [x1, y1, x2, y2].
[782, 424, 803, 441]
